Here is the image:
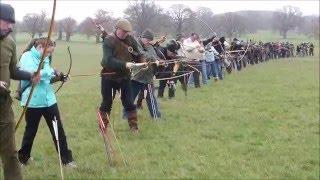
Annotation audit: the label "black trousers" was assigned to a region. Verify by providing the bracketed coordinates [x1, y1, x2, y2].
[18, 103, 73, 165]
[100, 78, 136, 113]
[158, 80, 175, 98]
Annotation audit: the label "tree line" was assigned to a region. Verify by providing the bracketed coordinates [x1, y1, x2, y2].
[13, 0, 320, 42]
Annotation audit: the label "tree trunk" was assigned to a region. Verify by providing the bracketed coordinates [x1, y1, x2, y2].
[58, 30, 62, 40]
[177, 21, 183, 35]
[96, 34, 100, 43]
[282, 30, 287, 39]
[66, 32, 71, 42]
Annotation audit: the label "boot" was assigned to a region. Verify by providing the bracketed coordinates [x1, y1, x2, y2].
[99, 110, 110, 129]
[127, 110, 138, 133]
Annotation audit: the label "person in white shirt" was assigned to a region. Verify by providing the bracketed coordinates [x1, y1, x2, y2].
[182, 33, 216, 87]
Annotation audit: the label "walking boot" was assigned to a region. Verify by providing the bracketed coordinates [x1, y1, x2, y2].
[127, 110, 139, 133]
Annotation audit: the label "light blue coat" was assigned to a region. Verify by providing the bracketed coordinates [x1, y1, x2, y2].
[19, 46, 57, 108]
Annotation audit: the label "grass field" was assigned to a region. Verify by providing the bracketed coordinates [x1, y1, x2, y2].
[1, 32, 319, 179]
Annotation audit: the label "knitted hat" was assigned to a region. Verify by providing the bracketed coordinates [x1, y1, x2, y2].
[141, 29, 154, 40]
[0, 3, 15, 23]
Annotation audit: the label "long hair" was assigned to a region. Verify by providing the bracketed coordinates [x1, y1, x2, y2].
[21, 37, 55, 64]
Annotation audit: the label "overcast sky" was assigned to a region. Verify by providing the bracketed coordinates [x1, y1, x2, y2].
[2, 0, 319, 22]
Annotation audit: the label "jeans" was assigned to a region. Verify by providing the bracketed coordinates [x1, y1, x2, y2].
[187, 62, 201, 88]
[158, 80, 176, 98]
[126, 81, 161, 119]
[200, 60, 208, 84]
[215, 59, 223, 80]
[206, 61, 219, 79]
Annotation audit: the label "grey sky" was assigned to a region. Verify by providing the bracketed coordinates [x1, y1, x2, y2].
[3, 0, 319, 22]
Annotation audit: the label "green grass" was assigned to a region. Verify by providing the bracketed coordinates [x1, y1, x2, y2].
[1, 32, 319, 179]
[243, 30, 319, 45]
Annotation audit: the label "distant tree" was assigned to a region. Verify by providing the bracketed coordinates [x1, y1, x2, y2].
[37, 10, 48, 37]
[194, 7, 215, 37]
[169, 4, 193, 35]
[60, 17, 77, 41]
[273, 5, 303, 39]
[219, 12, 246, 41]
[21, 11, 48, 38]
[21, 13, 40, 38]
[94, 9, 114, 43]
[150, 12, 174, 35]
[297, 15, 319, 38]
[78, 17, 96, 39]
[124, 0, 162, 34]
[56, 20, 63, 40]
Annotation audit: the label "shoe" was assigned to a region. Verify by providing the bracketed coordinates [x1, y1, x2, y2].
[20, 157, 34, 166]
[64, 161, 77, 168]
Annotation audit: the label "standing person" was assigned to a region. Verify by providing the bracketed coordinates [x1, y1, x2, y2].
[183, 33, 215, 87]
[204, 43, 220, 81]
[156, 40, 181, 98]
[130, 29, 161, 119]
[99, 19, 146, 133]
[17, 37, 76, 167]
[309, 43, 314, 56]
[0, 3, 40, 180]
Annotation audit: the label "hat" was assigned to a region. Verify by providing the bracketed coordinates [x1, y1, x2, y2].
[176, 33, 183, 40]
[141, 29, 154, 40]
[0, 3, 15, 23]
[166, 40, 180, 54]
[115, 19, 132, 32]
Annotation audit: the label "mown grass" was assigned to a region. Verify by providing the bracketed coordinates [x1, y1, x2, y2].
[1, 32, 319, 179]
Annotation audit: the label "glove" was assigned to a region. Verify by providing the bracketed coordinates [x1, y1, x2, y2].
[59, 72, 69, 82]
[126, 62, 135, 69]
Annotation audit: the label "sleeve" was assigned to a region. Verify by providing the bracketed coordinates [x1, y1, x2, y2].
[202, 36, 215, 47]
[39, 58, 55, 81]
[212, 47, 219, 55]
[10, 43, 32, 81]
[100, 38, 127, 71]
[183, 42, 196, 52]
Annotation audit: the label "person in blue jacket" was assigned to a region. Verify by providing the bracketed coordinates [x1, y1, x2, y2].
[17, 37, 76, 167]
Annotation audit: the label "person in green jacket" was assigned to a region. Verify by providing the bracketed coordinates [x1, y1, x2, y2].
[0, 3, 40, 180]
[99, 19, 147, 133]
[128, 29, 161, 119]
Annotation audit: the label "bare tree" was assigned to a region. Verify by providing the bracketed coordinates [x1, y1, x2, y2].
[21, 11, 48, 38]
[94, 9, 114, 43]
[150, 12, 174, 35]
[194, 7, 215, 37]
[169, 4, 193, 35]
[56, 20, 63, 40]
[297, 15, 319, 38]
[60, 17, 77, 42]
[124, 0, 162, 34]
[273, 5, 303, 39]
[218, 12, 246, 41]
[78, 17, 96, 40]
[37, 10, 48, 37]
[21, 13, 40, 38]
